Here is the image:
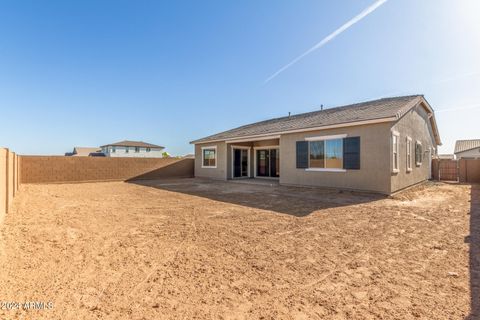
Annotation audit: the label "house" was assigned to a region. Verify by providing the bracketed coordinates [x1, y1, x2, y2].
[100, 140, 165, 158]
[190, 95, 441, 195]
[454, 139, 480, 159]
[66, 147, 104, 157]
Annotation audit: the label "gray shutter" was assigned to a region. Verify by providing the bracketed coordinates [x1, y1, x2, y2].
[343, 137, 360, 170]
[296, 141, 309, 169]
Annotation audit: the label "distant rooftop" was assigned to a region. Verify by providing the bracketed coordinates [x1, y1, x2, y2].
[100, 140, 164, 149]
[454, 139, 480, 154]
[72, 147, 102, 157]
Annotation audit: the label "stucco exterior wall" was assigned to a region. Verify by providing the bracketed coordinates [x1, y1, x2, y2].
[194, 142, 227, 180]
[390, 104, 438, 193]
[279, 123, 392, 194]
[456, 148, 480, 159]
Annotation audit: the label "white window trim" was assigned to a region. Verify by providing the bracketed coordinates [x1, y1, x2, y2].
[392, 131, 400, 173]
[201, 146, 217, 169]
[416, 140, 423, 167]
[305, 134, 347, 141]
[306, 135, 346, 172]
[306, 168, 346, 172]
[406, 136, 412, 172]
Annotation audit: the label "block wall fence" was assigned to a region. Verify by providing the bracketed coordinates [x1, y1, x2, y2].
[19, 156, 194, 184]
[1, 151, 194, 220]
[0, 148, 20, 221]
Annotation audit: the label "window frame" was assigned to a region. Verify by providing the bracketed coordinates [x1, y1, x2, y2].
[305, 134, 346, 172]
[406, 136, 412, 172]
[392, 131, 400, 173]
[415, 140, 423, 166]
[201, 146, 217, 169]
[111, 147, 116, 153]
[135, 147, 140, 153]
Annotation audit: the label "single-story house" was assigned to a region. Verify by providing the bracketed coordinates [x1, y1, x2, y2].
[190, 95, 441, 194]
[66, 147, 104, 157]
[454, 139, 480, 159]
[100, 140, 165, 158]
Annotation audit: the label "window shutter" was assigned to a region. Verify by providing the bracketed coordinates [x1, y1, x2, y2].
[343, 137, 361, 170]
[296, 141, 309, 169]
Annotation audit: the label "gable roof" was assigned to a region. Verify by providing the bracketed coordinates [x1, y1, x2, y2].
[100, 140, 164, 149]
[454, 139, 480, 154]
[72, 147, 102, 156]
[191, 95, 442, 145]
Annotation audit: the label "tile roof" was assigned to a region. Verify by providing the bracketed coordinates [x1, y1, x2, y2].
[72, 147, 102, 156]
[100, 140, 164, 149]
[191, 95, 425, 144]
[454, 139, 480, 154]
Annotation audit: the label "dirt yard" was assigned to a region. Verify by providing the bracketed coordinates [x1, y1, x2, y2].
[0, 179, 477, 319]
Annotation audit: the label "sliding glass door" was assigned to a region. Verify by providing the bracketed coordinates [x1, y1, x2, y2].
[256, 148, 279, 178]
[233, 148, 249, 178]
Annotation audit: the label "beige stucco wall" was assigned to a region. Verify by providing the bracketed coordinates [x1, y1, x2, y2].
[194, 142, 228, 180]
[390, 104, 438, 193]
[456, 148, 480, 159]
[279, 123, 392, 194]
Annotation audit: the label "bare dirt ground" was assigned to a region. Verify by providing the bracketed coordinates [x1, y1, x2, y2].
[0, 179, 477, 319]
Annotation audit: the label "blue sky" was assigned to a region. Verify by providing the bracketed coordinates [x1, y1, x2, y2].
[0, 0, 479, 155]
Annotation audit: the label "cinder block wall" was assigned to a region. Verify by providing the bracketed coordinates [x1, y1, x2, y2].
[20, 156, 194, 184]
[1, 148, 20, 220]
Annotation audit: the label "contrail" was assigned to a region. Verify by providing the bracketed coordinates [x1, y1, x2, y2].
[264, 0, 389, 84]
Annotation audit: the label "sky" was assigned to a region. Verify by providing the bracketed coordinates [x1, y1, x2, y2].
[0, 0, 479, 156]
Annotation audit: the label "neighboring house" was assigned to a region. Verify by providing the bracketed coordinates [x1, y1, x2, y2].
[66, 147, 104, 157]
[100, 140, 165, 158]
[190, 95, 441, 195]
[454, 139, 480, 159]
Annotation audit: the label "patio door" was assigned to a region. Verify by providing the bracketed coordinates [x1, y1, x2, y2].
[233, 148, 249, 178]
[256, 148, 279, 178]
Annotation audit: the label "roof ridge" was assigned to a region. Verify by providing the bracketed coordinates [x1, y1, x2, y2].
[257, 94, 423, 123]
[192, 95, 424, 143]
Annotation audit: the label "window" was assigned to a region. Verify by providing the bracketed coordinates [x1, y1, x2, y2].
[135, 147, 140, 153]
[308, 137, 344, 170]
[415, 141, 423, 166]
[406, 137, 412, 172]
[309, 141, 325, 168]
[125, 147, 129, 153]
[112, 147, 116, 153]
[392, 131, 400, 173]
[202, 146, 217, 168]
[146, 148, 151, 152]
